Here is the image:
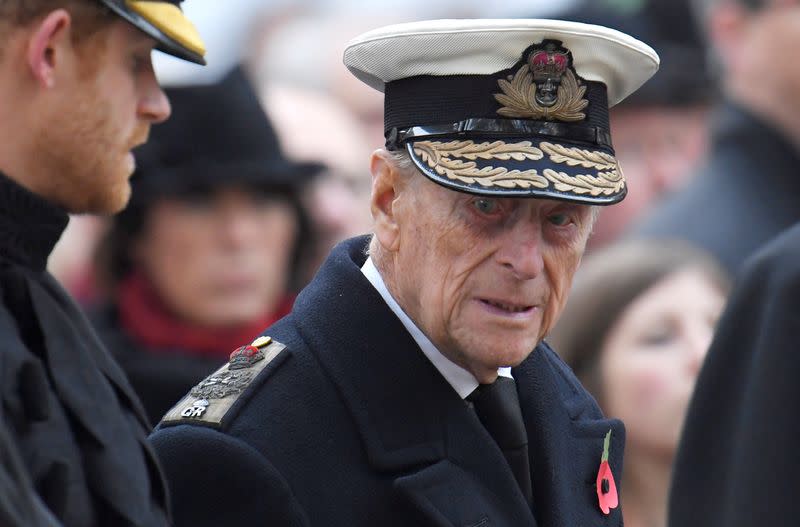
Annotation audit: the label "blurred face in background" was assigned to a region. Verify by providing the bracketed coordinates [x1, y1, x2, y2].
[712, 0, 800, 125]
[134, 185, 298, 327]
[598, 267, 726, 458]
[736, 0, 800, 106]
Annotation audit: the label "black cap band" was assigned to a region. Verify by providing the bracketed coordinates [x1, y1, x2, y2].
[386, 118, 613, 151]
[384, 70, 611, 148]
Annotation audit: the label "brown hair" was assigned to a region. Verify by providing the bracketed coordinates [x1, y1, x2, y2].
[548, 239, 730, 405]
[1, 0, 114, 49]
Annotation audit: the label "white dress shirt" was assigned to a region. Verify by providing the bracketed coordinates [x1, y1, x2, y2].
[361, 257, 512, 399]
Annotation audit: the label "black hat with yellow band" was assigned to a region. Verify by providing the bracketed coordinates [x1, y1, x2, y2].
[344, 19, 659, 205]
[98, 0, 206, 65]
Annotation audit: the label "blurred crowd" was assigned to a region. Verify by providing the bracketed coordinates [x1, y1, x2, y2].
[38, 0, 799, 525]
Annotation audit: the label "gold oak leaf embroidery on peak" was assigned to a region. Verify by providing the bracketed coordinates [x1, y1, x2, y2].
[540, 142, 617, 170]
[542, 168, 625, 196]
[413, 140, 549, 189]
[539, 142, 625, 195]
[494, 64, 588, 122]
[412, 140, 625, 195]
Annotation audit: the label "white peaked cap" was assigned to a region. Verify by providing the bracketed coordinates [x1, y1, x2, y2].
[344, 18, 659, 107]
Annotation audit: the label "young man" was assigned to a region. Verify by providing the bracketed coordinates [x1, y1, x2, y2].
[151, 19, 658, 527]
[0, 1, 204, 525]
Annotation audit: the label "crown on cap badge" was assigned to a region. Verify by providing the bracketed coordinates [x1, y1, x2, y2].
[494, 40, 588, 122]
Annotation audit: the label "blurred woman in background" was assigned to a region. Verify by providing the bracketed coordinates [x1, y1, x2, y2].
[90, 67, 321, 424]
[549, 241, 730, 527]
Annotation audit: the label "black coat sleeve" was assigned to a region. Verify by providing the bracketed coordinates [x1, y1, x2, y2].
[150, 425, 309, 527]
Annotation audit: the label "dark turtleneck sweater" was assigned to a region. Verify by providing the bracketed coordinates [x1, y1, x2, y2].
[0, 172, 170, 527]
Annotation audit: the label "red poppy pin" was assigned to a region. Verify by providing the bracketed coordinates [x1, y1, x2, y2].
[596, 429, 619, 515]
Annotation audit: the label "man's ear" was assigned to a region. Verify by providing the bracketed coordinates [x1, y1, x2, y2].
[26, 9, 72, 89]
[369, 149, 405, 253]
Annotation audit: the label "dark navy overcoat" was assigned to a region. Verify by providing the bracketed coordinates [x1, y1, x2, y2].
[151, 236, 625, 527]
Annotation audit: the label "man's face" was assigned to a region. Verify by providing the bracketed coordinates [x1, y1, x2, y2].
[35, 19, 169, 214]
[388, 174, 594, 383]
[744, 1, 800, 102]
[719, 0, 800, 112]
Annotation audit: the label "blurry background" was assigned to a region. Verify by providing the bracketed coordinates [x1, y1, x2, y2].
[53, 0, 717, 304]
[49, 2, 800, 525]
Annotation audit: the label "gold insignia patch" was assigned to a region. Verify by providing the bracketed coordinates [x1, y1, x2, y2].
[160, 337, 286, 428]
[494, 40, 589, 122]
[495, 65, 588, 122]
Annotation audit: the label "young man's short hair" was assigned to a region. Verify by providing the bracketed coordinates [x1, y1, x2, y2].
[1, 0, 114, 47]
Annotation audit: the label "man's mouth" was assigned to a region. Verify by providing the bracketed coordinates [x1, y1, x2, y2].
[479, 298, 536, 314]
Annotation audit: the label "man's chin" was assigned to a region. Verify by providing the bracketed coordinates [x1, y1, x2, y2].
[459, 337, 539, 375]
[70, 183, 131, 215]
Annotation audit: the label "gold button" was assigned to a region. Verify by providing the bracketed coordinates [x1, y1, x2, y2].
[251, 336, 272, 349]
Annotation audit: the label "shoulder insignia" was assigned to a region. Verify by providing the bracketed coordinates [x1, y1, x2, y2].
[160, 336, 285, 428]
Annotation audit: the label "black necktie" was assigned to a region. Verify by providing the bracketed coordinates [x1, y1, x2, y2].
[468, 377, 533, 505]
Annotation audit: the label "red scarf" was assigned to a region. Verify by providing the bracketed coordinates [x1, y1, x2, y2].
[118, 272, 294, 359]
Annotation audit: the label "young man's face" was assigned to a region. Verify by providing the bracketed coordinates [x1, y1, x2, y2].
[36, 18, 170, 214]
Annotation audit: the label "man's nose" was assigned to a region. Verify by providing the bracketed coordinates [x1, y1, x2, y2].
[220, 209, 262, 248]
[138, 68, 171, 124]
[496, 220, 544, 280]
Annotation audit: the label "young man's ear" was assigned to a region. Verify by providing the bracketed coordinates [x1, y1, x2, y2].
[27, 9, 72, 89]
[369, 149, 405, 253]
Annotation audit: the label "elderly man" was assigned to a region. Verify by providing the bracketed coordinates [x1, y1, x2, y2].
[150, 19, 657, 527]
[0, 1, 204, 526]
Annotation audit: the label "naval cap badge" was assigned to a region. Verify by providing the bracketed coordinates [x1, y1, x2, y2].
[530, 40, 570, 107]
[494, 39, 588, 122]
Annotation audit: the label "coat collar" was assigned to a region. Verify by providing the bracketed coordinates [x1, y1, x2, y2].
[292, 236, 623, 526]
[0, 171, 68, 271]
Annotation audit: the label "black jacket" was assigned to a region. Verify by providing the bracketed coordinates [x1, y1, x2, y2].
[151, 236, 625, 527]
[90, 305, 223, 425]
[668, 223, 800, 527]
[631, 101, 800, 274]
[0, 173, 169, 526]
[0, 422, 60, 527]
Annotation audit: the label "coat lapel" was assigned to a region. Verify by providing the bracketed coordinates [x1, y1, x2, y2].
[26, 277, 168, 524]
[292, 237, 536, 526]
[515, 343, 625, 527]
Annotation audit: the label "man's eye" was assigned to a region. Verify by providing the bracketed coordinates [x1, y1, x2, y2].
[472, 198, 499, 215]
[547, 213, 572, 226]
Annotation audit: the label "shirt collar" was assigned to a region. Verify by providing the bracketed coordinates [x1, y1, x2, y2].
[361, 256, 511, 399]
